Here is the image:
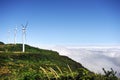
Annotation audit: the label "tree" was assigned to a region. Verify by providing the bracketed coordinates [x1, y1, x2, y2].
[0, 41, 4, 45]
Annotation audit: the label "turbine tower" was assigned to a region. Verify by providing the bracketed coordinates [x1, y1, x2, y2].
[14, 27, 17, 45]
[22, 22, 28, 52]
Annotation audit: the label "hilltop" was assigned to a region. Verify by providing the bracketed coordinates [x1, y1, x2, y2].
[0, 42, 85, 79]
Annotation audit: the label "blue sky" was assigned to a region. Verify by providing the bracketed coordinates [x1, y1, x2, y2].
[0, 0, 120, 46]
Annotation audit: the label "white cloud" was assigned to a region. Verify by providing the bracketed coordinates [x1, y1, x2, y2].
[51, 46, 120, 77]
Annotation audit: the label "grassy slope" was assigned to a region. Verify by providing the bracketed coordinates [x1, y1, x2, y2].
[0, 44, 83, 69]
[0, 44, 85, 79]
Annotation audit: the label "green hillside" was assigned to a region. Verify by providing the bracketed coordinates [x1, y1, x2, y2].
[0, 42, 119, 80]
[0, 43, 83, 69]
[0, 43, 85, 79]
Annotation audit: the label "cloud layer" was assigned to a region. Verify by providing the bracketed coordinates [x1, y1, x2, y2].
[52, 46, 120, 76]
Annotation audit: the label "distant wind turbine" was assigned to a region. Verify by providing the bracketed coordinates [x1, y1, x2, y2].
[21, 22, 28, 52]
[14, 27, 17, 45]
[8, 28, 10, 44]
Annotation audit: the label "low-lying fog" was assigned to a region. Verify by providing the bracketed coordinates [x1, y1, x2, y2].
[52, 46, 120, 77]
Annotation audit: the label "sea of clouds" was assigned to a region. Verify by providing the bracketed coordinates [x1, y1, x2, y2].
[51, 46, 120, 77]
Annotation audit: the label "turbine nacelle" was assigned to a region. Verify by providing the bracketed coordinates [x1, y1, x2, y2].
[21, 22, 28, 30]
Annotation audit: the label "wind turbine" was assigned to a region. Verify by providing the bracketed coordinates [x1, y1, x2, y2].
[21, 22, 28, 52]
[8, 28, 10, 44]
[14, 27, 17, 45]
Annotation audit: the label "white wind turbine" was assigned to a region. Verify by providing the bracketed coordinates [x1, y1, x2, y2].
[21, 22, 28, 52]
[14, 27, 17, 45]
[8, 28, 10, 44]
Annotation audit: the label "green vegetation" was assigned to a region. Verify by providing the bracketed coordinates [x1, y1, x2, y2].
[0, 42, 119, 80]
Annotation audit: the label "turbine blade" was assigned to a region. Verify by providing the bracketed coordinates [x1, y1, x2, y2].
[15, 27, 17, 32]
[16, 27, 17, 30]
[25, 22, 28, 29]
[21, 24, 24, 28]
